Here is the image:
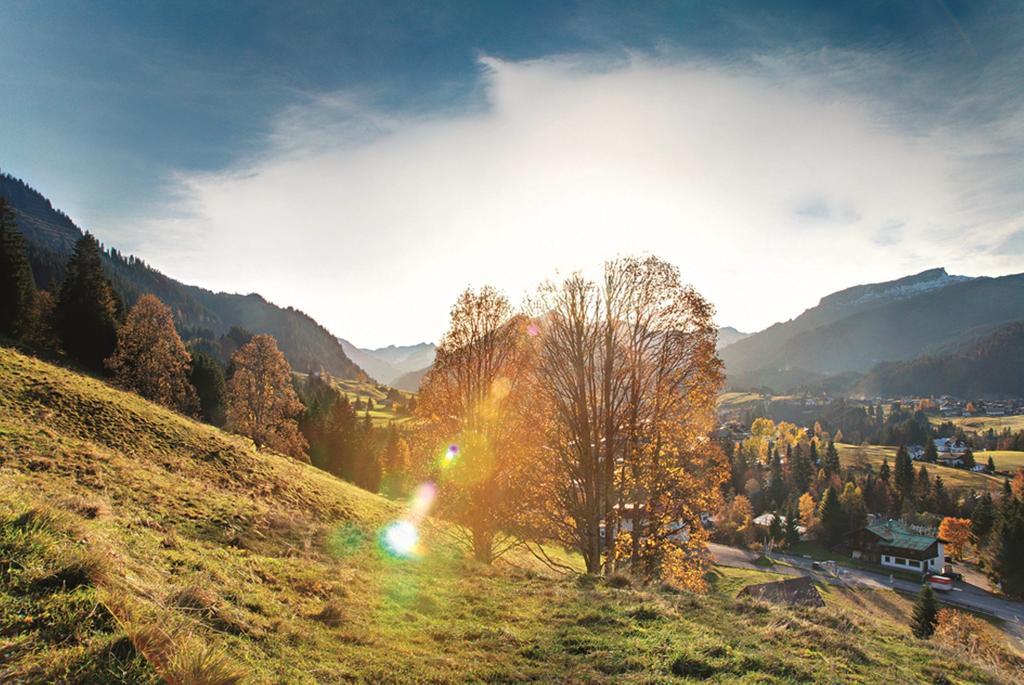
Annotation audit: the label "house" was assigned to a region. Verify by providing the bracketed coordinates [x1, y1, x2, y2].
[933, 437, 968, 455]
[844, 520, 946, 575]
[737, 576, 824, 607]
[907, 445, 925, 460]
[753, 513, 807, 536]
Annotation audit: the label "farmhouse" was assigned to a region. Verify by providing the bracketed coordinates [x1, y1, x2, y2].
[844, 520, 946, 575]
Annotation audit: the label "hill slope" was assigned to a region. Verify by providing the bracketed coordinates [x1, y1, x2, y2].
[0, 172, 364, 380]
[723, 269, 1024, 392]
[1, 347, 1021, 683]
[856, 321, 1024, 398]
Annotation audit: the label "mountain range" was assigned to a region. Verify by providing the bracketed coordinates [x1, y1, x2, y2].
[1, 171, 365, 380]
[338, 339, 436, 389]
[720, 268, 1024, 398]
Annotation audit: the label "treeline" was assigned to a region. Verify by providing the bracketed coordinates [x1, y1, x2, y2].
[0, 206, 405, 496]
[739, 398, 934, 447]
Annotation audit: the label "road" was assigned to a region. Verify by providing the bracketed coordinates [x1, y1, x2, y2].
[709, 542, 1024, 643]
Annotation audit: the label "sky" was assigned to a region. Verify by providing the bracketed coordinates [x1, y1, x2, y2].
[2, 1, 1022, 348]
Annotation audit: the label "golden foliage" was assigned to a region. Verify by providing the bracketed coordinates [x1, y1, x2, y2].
[414, 286, 539, 562]
[937, 516, 972, 559]
[106, 294, 198, 414]
[225, 334, 308, 461]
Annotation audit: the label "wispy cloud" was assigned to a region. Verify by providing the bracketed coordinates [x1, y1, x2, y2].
[119, 51, 1024, 347]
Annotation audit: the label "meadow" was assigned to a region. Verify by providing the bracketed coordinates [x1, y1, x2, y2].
[835, 443, 1006, 491]
[1, 347, 1021, 683]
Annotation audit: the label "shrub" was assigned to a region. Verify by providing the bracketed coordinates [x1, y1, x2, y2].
[606, 572, 632, 589]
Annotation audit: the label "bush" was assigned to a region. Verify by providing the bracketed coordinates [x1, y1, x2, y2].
[606, 573, 632, 589]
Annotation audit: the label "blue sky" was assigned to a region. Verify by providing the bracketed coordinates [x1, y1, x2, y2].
[2, 1, 1022, 346]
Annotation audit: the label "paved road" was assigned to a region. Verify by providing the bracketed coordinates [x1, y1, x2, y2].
[709, 543, 1024, 643]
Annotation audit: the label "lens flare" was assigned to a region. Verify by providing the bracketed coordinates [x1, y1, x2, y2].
[381, 520, 419, 558]
[526, 322, 540, 337]
[409, 481, 436, 520]
[443, 443, 458, 465]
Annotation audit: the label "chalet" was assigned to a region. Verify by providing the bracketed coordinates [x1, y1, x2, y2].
[907, 445, 925, 460]
[752, 513, 807, 537]
[933, 437, 968, 455]
[844, 520, 946, 575]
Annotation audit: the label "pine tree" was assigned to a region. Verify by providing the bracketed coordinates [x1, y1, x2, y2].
[923, 440, 938, 463]
[987, 456, 996, 473]
[0, 197, 36, 339]
[971, 492, 995, 545]
[984, 495, 1024, 598]
[55, 233, 122, 371]
[784, 501, 801, 547]
[894, 445, 915, 504]
[768, 511, 783, 543]
[818, 486, 844, 547]
[879, 458, 891, 483]
[824, 440, 840, 475]
[189, 350, 226, 425]
[911, 584, 938, 638]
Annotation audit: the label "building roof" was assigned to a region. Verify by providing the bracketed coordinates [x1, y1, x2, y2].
[865, 520, 940, 552]
[737, 576, 824, 607]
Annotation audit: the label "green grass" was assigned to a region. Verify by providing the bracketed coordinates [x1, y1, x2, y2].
[929, 414, 1024, 433]
[1, 346, 1022, 683]
[837, 443, 1003, 491]
[295, 373, 415, 427]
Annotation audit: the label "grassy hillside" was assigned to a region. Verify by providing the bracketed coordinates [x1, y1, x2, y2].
[1, 347, 1021, 683]
[930, 414, 1024, 434]
[836, 443, 1005, 490]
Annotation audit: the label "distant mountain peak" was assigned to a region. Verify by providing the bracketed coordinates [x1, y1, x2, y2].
[819, 268, 972, 311]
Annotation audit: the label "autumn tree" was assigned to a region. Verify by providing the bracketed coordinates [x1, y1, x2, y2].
[414, 286, 536, 563]
[529, 257, 724, 587]
[0, 197, 36, 339]
[937, 517, 972, 560]
[105, 295, 198, 412]
[226, 334, 308, 461]
[55, 232, 122, 371]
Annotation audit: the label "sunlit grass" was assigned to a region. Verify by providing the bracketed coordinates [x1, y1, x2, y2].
[1, 347, 1020, 683]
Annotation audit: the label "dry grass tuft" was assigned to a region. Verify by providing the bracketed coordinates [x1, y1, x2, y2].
[311, 600, 347, 627]
[164, 639, 248, 685]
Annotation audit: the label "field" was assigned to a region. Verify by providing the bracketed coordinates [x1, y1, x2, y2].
[836, 443, 1006, 491]
[1, 347, 1022, 683]
[296, 373, 415, 427]
[929, 414, 1024, 433]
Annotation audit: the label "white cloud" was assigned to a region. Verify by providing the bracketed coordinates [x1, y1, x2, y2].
[117, 53, 1024, 347]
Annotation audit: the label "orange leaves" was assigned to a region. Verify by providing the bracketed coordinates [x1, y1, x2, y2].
[225, 334, 308, 461]
[937, 516, 972, 559]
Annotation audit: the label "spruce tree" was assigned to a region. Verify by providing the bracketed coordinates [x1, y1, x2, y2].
[911, 584, 938, 638]
[923, 440, 938, 463]
[984, 496, 1024, 598]
[784, 501, 801, 547]
[971, 492, 995, 545]
[818, 486, 844, 547]
[0, 197, 36, 339]
[894, 445, 915, 503]
[189, 350, 226, 425]
[55, 233, 121, 371]
[824, 440, 840, 475]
